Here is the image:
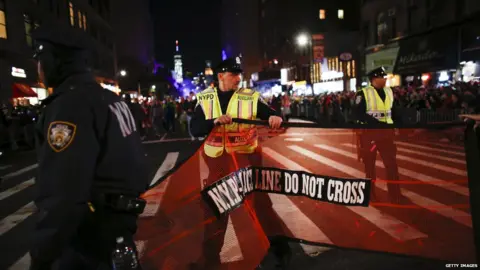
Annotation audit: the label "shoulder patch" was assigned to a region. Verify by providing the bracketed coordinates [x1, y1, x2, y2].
[48, 121, 77, 152]
[355, 95, 363, 105]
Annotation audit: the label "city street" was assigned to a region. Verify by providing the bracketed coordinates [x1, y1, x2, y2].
[0, 120, 472, 269]
[0, 131, 203, 270]
[137, 120, 472, 269]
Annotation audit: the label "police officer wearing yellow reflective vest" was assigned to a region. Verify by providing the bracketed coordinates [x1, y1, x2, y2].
[191, 58, 291, 269]
[353, 67, 405, 204]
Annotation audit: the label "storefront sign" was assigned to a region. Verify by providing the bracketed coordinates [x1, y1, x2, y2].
[339, 52, 352, 62]
[365, 47, 399, 74]
[11, 67, 26, 78]
[394, 27, 458, 74]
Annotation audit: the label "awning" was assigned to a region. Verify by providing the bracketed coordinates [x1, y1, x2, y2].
[394, 27, 458, 74]
[12, 83, 38, 98]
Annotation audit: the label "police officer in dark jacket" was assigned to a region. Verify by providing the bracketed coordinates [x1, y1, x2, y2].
[30, 24, 148, 269]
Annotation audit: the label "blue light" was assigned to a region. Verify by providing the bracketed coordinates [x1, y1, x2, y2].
[176, 46, 179, 52]
[222, 50, 227, 61]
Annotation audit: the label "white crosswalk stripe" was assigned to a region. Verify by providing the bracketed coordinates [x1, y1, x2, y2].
[395, 142, 465, 157]
[339, 144, 469, 196]
[0, 202, 36, 237]
[0, 150, 185, 269]
[0, 178, 35, 201]
[150, 152, 180, 186]
[395, 146, 465, 165]
[284, 145, 428, 241]
[1, 137, 475, 268]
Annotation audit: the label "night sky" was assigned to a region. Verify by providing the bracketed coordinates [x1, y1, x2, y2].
[151, 0, 222, 75]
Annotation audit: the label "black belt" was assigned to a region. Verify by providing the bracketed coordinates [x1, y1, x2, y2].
[91, 193, 146, 214]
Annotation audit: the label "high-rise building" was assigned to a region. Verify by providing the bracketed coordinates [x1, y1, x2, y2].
[174, 40, 183, 83]
[259, 0, 361, 93]
[0, 0, 117, 101]
[361, 0, 480, 86]
[111, 0, 154, 92]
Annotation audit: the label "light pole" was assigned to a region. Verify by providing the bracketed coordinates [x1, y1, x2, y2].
[296, 33, 313, 95]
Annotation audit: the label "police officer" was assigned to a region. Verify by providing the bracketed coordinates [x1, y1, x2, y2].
[190, 58, 291, 269]
[353, 67, 404, 203]
[30, 24, 148, 269]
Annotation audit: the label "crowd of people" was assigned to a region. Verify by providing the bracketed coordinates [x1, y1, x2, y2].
[266, 81, 480, 124]
[1, 81, 479, 151]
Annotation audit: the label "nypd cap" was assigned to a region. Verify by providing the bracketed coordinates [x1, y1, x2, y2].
[215, 57, 243, 74]
[31, 23, 94, 58]
[367, 66, 388, 80]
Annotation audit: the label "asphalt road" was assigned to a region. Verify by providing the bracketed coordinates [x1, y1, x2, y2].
[0, 121, 470, 269]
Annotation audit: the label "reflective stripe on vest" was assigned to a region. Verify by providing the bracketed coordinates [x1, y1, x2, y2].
[197, 88, 259, 158]
[362, 86, 394, 124]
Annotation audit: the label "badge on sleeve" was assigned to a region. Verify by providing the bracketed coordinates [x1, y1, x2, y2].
[355, 95, 363, 105]
[48, 121, 77, 152]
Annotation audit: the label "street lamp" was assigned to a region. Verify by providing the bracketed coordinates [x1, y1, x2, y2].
[297, 34, 309, 47]
[120, 70, 127, 77]
[296, 33, 314, 95]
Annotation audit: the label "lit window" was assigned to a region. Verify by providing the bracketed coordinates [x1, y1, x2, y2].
[319, 9, 326, 20]
[69, 2, 74, 26]
[338, 9, 344, 19]
[78, 10, 82, 28]
[0, 0, 6, 39]
[83, 14, 87, 30]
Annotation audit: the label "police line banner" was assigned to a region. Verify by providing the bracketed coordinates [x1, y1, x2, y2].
[202, 166, 371, 217]
[135, 126, 475, 270]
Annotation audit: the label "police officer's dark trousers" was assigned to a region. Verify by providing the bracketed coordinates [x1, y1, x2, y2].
[54, 208, 141, 269]
[200, 147, 291, 269]
[359, 129, 401, 203]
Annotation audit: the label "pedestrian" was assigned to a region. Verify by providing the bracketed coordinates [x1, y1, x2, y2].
[183, 92, 196, 140]
[190, 58, 291, 269]
[353, 66, 406, 204]
[30, 24, 149, 269]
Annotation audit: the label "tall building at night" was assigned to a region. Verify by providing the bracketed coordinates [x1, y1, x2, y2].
[0, 0, 117, 100]
[111, 0, 154, 92]
[258, 0, 361, 93]
[173, 40, 183, 83]
[220, 0, 261, 83]
[361, 0, 480, 86]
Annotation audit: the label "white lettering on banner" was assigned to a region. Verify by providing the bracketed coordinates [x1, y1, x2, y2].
[226, 178, 242, 204]
[284, 172, 300, 194]
[203, 167, 370, 216]
[357, 182, 365, 204]
[327, 181, 335, 201]
[334, 181, 343, 203]
[108, 102, 137, 137]
[317, 177, 325, 199]
[207, 188, 229, 214]
[217, 182, 236, 206]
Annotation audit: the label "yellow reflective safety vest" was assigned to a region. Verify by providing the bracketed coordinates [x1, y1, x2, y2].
[196, 87, 260, 158]
[362, 85, 394, 124]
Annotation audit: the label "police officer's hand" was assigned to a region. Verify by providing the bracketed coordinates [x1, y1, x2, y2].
[214, 115, 232, 125]
[268, 116, 283, 129]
